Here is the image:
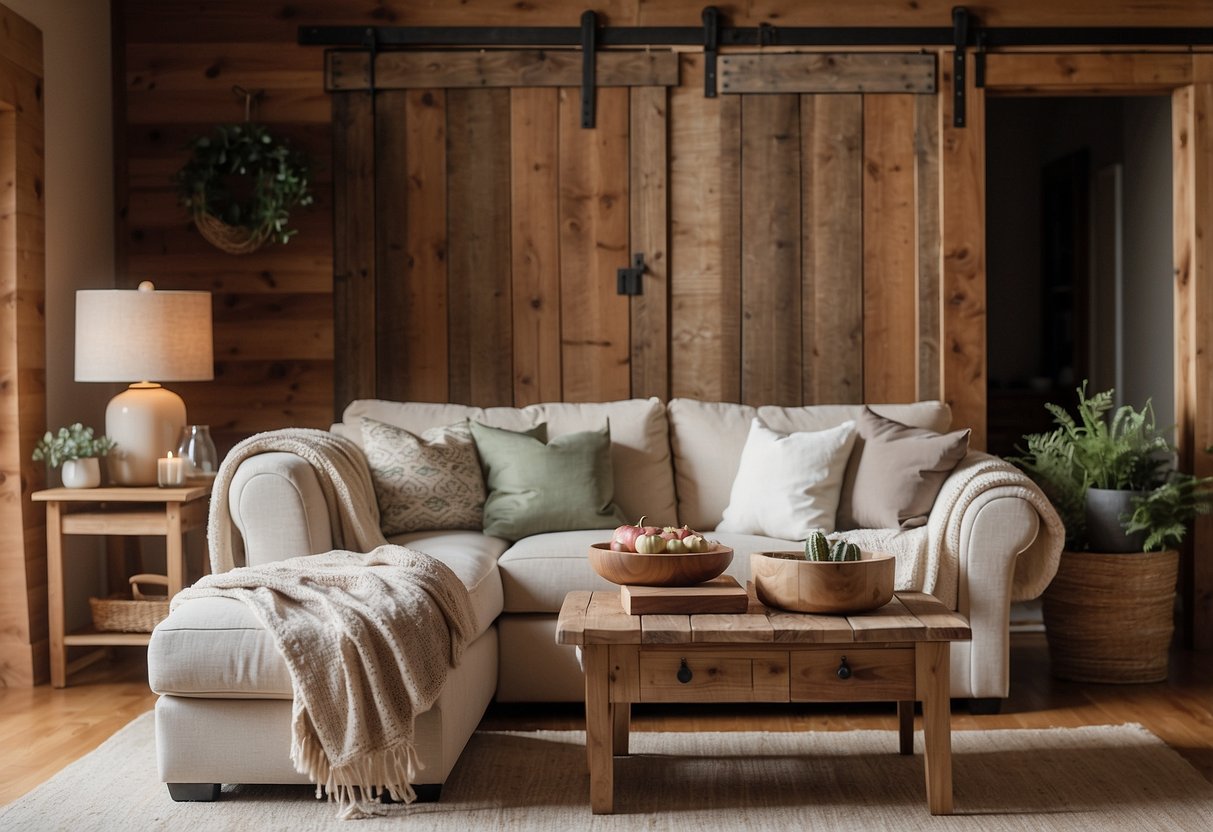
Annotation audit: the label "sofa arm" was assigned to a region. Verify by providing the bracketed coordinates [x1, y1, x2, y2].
[228, 452, 335, 566]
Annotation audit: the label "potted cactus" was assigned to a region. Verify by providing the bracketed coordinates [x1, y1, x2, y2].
[1011, 383, 1213, 683]
[32, 423, 116, 489]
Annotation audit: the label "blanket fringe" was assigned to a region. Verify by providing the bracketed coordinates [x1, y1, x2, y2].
[293, 731, 424, 820]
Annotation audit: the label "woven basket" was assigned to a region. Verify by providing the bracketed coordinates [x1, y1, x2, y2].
[90, 574, 171, 633]
[1042, 549, 1178, 683]
[194, 211, 267, 255]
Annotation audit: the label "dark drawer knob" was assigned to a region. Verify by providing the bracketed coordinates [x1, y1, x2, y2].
[836, 656, 852, 680]
[677, 658, 693, 684]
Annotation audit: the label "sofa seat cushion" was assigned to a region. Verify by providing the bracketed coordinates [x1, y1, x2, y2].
[149, 532, 506, 698]
[497, 529, 626, 613]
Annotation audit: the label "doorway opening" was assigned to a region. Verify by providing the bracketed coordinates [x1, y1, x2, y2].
[985, 96, 1174, 458]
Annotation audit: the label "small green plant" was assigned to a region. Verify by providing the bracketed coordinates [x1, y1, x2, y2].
[829, 540, 861, 562]
[177, 123, 313, 246]
[1123, 475, 1213, 552]
[804, 529, 830, 561]
[31, 424, 115, 468]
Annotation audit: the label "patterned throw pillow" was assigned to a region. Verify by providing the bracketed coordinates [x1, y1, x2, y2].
[359, 417, 486, 535]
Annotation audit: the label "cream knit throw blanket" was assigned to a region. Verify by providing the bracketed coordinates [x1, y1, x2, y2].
[207, 428, 388, 573]
[836, 452, 1064, 609]
[173, 545, 476, 819]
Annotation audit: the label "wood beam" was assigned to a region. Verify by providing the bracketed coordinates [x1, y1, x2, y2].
[720, 53, 935, 95]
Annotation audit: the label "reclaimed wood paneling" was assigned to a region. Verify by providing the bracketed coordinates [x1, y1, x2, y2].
[332, 92, 376, 418]
[721, 53, 936, 95]
[862, 94, 919, 404]
[374, 91, 410, 402]
[511, 87, 563, 405]
[984, 53, 1193, 93]
[329, 50, 679, 91]
[557, 86, 631, 403]
[801, 94, 863, 404]
[629, 86, 670, 400]
[740, 93, 801, 407]
[669, 54, 741, 402]
[401, 89, 449, 402]
[447, 88, 513, 407]
[939, 53, 987, 447]
[915, 92, 942, 401]
[0, 19, 46, 687]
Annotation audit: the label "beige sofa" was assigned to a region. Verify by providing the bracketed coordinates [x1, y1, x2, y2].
[148, 397, 1057, 801]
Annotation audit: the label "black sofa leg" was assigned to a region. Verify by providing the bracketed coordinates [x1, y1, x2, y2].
[968, 697, 1003, 715]
[167, 783, 221, 802]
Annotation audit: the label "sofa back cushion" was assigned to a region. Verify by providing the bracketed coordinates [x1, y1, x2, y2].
[340, 397, 678, 527]
[667, 398, 953, 531]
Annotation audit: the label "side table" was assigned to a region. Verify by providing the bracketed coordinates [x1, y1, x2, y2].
[32, 485, 211, 687]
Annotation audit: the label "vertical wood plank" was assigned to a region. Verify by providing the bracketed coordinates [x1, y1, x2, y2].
[939, 51, 987, 447]
[801, 93, 863, 404]
[374, 90, 409, 401]
[404, 89, 449, 402]
[863, 94, 918, 404]
[558, 86, 630, 403]
[511, 87, 562, 406]
[741, 93, 801, 406]
[332, 91, 376, 418]
[915, 92, 942, 401]
[669, 54, 741, 402]
[1173, 76, 1213, 649]
[447, 87, 513, 406]
[629, 86, 669, 400]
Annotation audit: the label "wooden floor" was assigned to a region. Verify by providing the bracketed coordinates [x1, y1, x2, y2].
[1, 633, 1211, 805]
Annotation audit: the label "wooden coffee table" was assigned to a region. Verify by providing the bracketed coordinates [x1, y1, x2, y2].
[556, 588, 970, 815]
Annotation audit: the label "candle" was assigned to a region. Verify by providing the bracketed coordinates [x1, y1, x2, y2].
[157, 452, 184, 487]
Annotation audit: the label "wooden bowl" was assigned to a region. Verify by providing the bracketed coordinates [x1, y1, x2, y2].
[750, 551, 895, 614]
[588, 543, 734, 587]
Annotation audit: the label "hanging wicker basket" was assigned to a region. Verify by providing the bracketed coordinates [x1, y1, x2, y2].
[193, 210, 268, 256]
[1042, 549, 1178, 683]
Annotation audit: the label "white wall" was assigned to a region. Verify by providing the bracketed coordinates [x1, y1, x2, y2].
[1120, 97, 1174, 434]
[5, 0, 115, 629]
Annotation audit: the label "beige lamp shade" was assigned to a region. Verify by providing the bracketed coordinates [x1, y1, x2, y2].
[75, 282, 214, 485]
[75, 283, 214, 382]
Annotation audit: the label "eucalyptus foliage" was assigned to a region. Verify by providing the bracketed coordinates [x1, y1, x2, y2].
[1011, 383, 1212, 552]
[32, 424, 115, 469]
[177, 123, 313, 246]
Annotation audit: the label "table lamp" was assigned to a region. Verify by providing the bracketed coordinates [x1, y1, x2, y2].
[75, 281, 214, 486]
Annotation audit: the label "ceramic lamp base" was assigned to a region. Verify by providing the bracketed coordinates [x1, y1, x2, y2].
[105, 383, 187, 486]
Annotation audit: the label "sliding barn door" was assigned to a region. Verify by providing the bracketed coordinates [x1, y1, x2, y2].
[669, 52, 941, 408]
[330, 51, 674, 413]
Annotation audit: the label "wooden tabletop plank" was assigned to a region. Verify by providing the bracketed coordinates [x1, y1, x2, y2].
[689, 604, 775, 643]
[583, 592, 641, 645]
[640, 614, 692, 644]
[768, 609, 856, 643]
[897, 591, 973, 641]
[555, 590, 593, 645]
[847, 595, 928, 642]
[32, 485, 211, 503]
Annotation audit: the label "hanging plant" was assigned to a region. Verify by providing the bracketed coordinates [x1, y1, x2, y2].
[176, 123, 313, 255]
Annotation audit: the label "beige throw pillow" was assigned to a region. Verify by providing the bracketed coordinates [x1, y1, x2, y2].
[847, 407, 971, 530]
[359, 417, 486, 535]
[716, 418, 857, 538]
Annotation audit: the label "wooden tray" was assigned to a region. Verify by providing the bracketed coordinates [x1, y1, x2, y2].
[620, 575, 748, 615]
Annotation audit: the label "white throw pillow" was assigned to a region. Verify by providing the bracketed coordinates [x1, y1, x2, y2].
[716, 418, 857, 538]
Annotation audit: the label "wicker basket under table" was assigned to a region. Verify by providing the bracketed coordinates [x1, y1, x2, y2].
[90, 574, 171, 633]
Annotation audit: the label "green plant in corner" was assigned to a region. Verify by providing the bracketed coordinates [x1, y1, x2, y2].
[176, 123, 313, 253]
[32, 423, 115, 469]
[1123, 475, 1213, 552]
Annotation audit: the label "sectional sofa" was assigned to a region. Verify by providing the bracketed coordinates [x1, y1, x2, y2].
[148, 397, 1059, 800]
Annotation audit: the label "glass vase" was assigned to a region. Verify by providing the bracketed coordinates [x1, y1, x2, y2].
[176, 425, 219, 484]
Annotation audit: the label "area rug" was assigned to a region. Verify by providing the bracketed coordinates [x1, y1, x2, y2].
[2, 714, 1211, 831]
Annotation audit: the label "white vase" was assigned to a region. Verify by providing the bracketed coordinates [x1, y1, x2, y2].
[61, 458, 101, 489]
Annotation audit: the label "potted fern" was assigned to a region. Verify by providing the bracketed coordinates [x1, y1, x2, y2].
[1011, 383, 1212, 683]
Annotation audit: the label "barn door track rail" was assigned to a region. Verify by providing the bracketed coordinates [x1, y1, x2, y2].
[300, 6, 1213, 128]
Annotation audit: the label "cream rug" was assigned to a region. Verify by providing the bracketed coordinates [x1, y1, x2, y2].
[2, 714, 1211, 831]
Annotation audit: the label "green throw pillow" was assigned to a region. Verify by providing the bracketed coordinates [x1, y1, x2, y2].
[469, 420, 626, 541]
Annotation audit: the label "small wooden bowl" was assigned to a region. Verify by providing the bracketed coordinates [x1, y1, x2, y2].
[750, 551, 895, 614]
[589, 543, 734, 587]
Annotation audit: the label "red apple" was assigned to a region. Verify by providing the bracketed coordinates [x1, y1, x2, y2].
[611, 515, 649, 552]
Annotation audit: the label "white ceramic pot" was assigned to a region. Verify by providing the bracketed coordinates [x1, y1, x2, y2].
[61, 457, 101, 489]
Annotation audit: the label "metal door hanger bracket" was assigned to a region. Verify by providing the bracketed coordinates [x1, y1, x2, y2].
[952, 6, 970, 128]
[703, 6, 720, 98]
[581, 10, 597, 128]
[617, 253, 645, 296]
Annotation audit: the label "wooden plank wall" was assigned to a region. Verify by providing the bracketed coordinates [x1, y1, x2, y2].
[0, 5, 46, 687]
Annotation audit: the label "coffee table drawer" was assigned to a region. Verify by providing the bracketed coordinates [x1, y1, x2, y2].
[638, 650, 790, 702]
[790, 647, 915, 701]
